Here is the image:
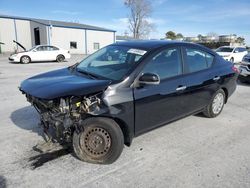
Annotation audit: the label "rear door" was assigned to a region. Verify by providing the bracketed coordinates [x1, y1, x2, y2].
[46, 46, 58, 61]
[180, 46, 218, 111]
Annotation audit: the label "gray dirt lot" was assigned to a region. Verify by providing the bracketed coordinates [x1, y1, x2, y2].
[0, 55, 250, 188]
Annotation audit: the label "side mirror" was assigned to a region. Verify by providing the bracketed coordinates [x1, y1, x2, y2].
[138, 73, 160, 85]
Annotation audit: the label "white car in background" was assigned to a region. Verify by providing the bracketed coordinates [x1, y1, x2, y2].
[215, 46, 248, 63]
[9, 45, 71, 64]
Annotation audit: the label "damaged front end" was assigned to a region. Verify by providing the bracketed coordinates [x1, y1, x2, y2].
[25, 93, 103, 144]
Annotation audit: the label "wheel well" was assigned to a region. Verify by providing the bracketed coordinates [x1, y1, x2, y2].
[113, 118, 133, 146]
[20, 55, 31, 60]
[221, 87, 228, 103]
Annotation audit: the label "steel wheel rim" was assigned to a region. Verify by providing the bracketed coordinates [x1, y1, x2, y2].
[80, 127, 111, 158]
[212, 93, 224, 114]
[22, 57, 29, 63]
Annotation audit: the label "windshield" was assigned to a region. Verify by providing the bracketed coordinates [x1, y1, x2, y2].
[29, 46, 37, 51]
[216, 47, 234, 52]
[76, 45, 147, 81]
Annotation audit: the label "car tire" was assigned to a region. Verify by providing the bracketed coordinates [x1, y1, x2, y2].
[56, 55, 65, 62]
[203, 89, 225, 118]
[20, 56, 31, 64]
[73, 117, 124, 164]
[230, 57, 234, 63]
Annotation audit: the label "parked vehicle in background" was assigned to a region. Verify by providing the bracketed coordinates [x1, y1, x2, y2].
[9, 45, 71, 64]
[216, 46, 248, 63]
[20, 41, 238, 164]
[238, 54, 250, 83]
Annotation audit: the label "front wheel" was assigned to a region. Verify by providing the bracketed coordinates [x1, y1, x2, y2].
[203, 89, 225, 118]
[73, 117, 124, 164]
[20, 56, 31, 64]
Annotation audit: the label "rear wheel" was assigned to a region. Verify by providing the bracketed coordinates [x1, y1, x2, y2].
[73, 117, 124, 164]
[203, 89, 225, 118]
[56, 54, 65, 62]
[20, 56, 31, 64]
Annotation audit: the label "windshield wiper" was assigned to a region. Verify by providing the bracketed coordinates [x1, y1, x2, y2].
[76, 68, 100, 79]
[68, 62, 80, 71]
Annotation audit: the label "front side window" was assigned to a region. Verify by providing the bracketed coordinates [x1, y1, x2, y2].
[184, 48, 214, 73]
[77, 45, 147, 81]
[36, 46, 44, 51]
[142, 48, 182, 80]
[234, 48, 240, 53]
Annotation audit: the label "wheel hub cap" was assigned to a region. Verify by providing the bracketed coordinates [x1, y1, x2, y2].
[212, 93, 224, 114]
[23, 57, 29, 63]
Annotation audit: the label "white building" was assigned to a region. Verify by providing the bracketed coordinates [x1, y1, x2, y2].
[0, 15, 116, 54]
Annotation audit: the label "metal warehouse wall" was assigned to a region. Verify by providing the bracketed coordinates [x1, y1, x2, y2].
[30, 21, 48, 46]
[15, 19, 32, 50]
[0, 18, 32, 53]
[50, 27, 115, 54]
[0, 16, 115, 54]
[86, 30, 115, 54]
[50, 26, 86, 54]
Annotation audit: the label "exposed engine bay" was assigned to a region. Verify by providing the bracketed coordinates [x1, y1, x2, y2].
[25, 93, 103, 144]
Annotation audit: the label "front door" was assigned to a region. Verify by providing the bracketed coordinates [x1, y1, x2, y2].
[30, 46, 48, 61]
[134, 47, 190, 135]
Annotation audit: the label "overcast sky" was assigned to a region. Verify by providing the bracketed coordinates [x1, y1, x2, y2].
[1, 0, 249, 45]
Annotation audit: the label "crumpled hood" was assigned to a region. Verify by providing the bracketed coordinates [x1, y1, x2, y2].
[20, 68, 111, 99]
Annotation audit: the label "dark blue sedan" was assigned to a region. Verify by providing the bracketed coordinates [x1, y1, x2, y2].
[20, 40, 238, 164]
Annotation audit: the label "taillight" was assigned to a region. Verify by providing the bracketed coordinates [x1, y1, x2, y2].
[232, 65, 240, 74]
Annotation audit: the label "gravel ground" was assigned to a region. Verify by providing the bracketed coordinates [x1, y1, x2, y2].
[0, 55, 250, 188]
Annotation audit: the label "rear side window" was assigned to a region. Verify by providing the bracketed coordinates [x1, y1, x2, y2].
[184, 48, 214, 73]
[142, 48, 182, 80]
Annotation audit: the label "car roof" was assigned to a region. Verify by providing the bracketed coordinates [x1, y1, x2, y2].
[35, 45, 59, 48]
[113, 40, 215, 54]
[114, 40, 187, 50]
[219, 46, 234, 48]
[220, 46, 246, 48]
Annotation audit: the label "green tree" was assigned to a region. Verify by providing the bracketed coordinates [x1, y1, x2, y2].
[165, 31, 176, 40]
[197, 34, 203, 41]
[176, 33, 183, 39]
[236, 37, 245, 44]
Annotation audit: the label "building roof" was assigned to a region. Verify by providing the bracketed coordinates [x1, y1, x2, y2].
[0, 14, 116, 32]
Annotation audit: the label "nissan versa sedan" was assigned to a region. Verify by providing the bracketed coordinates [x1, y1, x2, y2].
[20, 41, 238, 164]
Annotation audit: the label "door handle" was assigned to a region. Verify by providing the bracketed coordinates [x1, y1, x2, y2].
[213, 76, 220, 81]
[176, 85, 187, 91]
